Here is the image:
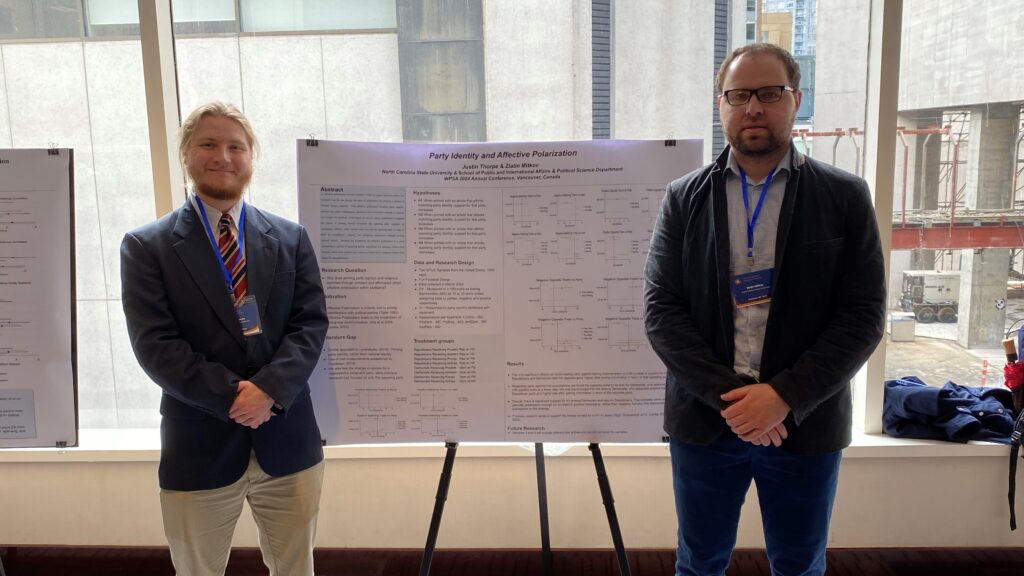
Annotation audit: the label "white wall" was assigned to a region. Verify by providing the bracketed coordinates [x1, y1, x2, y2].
[1, 442, 1022, 549]
[613, 1, 716, 160]
[484, 0, 593, 141]
[811, 0, 870, 176]
[729, 0, 748, 51]
[175, 33, 404, 222]
[899, 1, 1024, 111]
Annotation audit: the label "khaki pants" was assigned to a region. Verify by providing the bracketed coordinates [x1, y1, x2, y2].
[160, 452, 324, 576]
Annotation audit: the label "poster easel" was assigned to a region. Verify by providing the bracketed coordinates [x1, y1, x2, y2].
[418, 442, 632, 576]
[294, 139, 701, 575]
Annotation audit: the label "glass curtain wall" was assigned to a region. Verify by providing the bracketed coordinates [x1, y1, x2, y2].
[0, 0, 156, 428]
[19, 0, 1023, 438]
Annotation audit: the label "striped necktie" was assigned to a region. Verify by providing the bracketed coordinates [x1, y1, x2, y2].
[217, 213, 247, 303]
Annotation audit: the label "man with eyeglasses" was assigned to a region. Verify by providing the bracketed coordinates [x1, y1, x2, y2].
[644, 44, 885, 576]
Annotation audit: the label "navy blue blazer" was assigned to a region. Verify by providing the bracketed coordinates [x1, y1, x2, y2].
[121, 200, 328, 491]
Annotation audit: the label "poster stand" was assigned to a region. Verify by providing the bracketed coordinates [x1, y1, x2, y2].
[589, 443, 632, 576]
[418, 442, 632, 576]
[535, 442, 554, 576]
[419, 442, 458, 576]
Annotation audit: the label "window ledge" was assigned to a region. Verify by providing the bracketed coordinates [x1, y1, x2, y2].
[0, 429, 1012, 463]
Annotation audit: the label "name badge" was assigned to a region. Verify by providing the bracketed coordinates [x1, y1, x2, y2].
[235, 295, 263, 336]
[731, 268, 773, 308]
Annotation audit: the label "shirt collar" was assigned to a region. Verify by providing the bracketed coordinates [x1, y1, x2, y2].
[190, 192, 244, 229]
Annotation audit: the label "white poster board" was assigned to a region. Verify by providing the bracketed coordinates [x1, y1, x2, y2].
[0, 149, 76, 448]
[298, 139, 702, 444]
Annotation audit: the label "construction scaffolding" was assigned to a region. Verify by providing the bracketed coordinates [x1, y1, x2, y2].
[794, 107, 1024, 253]
[1015, 113, 1024, 210]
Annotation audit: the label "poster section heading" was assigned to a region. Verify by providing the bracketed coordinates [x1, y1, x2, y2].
[298, 139, 703, 444]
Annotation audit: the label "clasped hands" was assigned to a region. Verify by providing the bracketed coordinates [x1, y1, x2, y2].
[720, 383, 791, 447]
[229, 380, 275, 429]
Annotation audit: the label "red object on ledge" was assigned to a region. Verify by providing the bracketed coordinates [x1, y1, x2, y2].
[1005, 362, 1024, 391]
[1005, 362, 1024, 414]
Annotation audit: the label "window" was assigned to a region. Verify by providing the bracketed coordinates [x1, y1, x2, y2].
[885, 3, 1024, 395]
[83, 0, 139, 37]
[169, 0, 236, 35]
[83, 0, 240, 37]
[0, 1, 907, 434]
[240, 0, 395, 33]
[397, 0, 484, 142]
[0, 0, 82, 39]
[172, 0, 403, 221]
[0, 0, 157, 427]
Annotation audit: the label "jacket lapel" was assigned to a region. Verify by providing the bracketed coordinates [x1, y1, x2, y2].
[710, 161, 736, 359]
[172, 200, 245, 348]
[761, 147, 802, 379]
[772, 145, 803, 293]
[243, 204, 279, 325]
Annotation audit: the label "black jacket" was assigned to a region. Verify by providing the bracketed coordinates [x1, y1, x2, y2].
[643, 146, 885, 454]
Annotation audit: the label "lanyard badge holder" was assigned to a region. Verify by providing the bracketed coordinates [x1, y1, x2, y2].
[730, 167, 776, 308]
[195, 199, 263, 336]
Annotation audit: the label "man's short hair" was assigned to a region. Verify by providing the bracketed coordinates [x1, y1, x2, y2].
[178, 102, 260, 172]
[715, 43, 801, 93]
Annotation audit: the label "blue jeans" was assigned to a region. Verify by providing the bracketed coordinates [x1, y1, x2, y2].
[669, 432, 841, 576]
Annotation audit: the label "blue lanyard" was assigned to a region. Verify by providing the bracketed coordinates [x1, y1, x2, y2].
[738, 166, 777, 260]
[194, 197, 246, 295]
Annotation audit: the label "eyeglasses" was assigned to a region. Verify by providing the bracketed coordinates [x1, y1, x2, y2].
[721, 85, 794, 106]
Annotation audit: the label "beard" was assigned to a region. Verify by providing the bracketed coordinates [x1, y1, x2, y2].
[728, 129, 788, 157]
[189, 168, 251, 203]
[725, 122, 797, 157]
[194, 180, 247, 201]
[724, 111, 797, 158]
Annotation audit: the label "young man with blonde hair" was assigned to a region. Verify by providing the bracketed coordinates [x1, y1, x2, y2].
[122, 102, 328, 576]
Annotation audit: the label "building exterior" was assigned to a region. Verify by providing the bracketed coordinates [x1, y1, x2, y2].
[763, 0, 816, 55]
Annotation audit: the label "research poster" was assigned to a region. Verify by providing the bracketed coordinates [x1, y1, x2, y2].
[0, 149, 76, 448]
[298, 139, 702, 444]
